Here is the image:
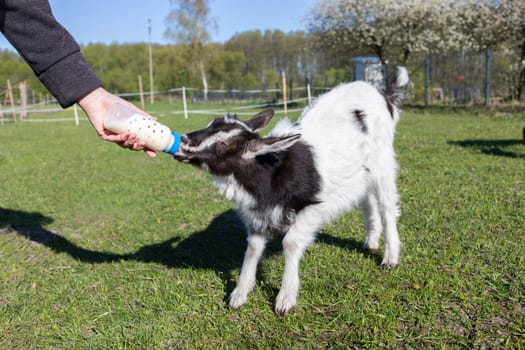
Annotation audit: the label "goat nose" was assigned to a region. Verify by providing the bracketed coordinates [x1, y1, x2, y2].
[181, 134, 189, 144]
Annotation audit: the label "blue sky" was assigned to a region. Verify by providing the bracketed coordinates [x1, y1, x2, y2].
[0, 0, 316, 51]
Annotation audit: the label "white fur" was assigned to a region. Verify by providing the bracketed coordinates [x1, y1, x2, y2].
[184, 129, 243, 153]
[223, 114, 252, 131]
[222, 76, 405, 314]
[213, 175, 292, 235]
[213, 175, 255, 205]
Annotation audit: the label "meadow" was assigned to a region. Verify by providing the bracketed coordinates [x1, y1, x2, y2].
[0, 102, 524, 349]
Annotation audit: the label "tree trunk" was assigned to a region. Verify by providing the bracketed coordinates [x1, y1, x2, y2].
[518, 39, 525, 101]
[371, 44, 386, 65]
[402, 48, 411, 65]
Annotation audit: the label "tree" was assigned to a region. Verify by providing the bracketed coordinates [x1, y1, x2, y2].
[0, 49, 46, 97]
[499, 0, 525, 100]
[307, 0, 465, 66]
[164, 0, 216, 100]
[225, 30, 315, 89]
[454, 0, 516, 105]
[394, 1, 466, 63]
[308, 0, 396, 65]
[225, 31, 266, 85]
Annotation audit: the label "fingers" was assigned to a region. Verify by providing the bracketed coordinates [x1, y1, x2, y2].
[78, 88, 158, 158]
[144, 149, 157, 158]
[100, 131, 157, 157]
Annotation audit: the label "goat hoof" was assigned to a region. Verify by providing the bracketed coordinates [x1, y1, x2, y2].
[381, 247, 399, 268]
[381, 261, 398, 269]
[364, 245, 379, 254]
[363, 239, 380, 251]
[274, 291, 297, 316]
[229, 288, 248, 309]
[275, 304, 293, 316]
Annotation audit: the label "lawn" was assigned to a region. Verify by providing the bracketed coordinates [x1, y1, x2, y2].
[0, 102, 524, 349]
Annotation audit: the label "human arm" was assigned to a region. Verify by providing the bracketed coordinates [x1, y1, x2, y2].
[0, 0, 155, 156]
[0, 0, 100, 108]
[78, 87, 157, 158]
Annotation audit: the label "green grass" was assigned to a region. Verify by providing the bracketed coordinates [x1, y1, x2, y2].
[0, 103, 524, 349]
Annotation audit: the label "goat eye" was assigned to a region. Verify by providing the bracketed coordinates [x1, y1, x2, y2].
[217, 140, 234, 154]
[216, 140, 226, 150]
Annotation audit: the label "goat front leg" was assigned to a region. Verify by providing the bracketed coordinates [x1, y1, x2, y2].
[275, 215, 318, 315]
[229, 233, 267, 309]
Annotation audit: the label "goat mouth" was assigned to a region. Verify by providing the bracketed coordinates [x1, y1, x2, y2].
[172, 150, 193, 163]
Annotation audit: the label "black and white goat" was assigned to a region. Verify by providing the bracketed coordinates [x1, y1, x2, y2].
[174, 67, 409, 315]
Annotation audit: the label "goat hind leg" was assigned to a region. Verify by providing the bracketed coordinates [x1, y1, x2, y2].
[377, 179, 401, 268]
[361, 192, 383, 251]
[229, 234, 267, 309]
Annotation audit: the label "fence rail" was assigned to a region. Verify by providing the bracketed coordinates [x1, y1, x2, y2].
[0, 84, 318, 125]
[0, 87, 314, 125]
[2, 47, 524, 125]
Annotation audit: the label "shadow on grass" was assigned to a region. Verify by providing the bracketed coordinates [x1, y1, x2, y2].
[448, 139, 524, 158]
[316, 232, 383, 266]
[0, 207, 246, 282]
[1, 207, 375, 294]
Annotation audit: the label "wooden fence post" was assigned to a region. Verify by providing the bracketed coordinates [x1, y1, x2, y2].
[74, 103, 79, 126]
[182, 87, 188, 120]
[281, 71, 288, 117]
[138, 75, 145, 111]
[19, 81, 27, 121]
[6, 80, 16, 122]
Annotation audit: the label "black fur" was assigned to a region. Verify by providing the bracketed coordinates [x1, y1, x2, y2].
[240, 141, 320, 211]
[206, 141, 321, 234]
[353, 109, 367, 133]
[236, 141, 320, 234]
[384, 70, 408, 118]
[175, 116, 321, 235]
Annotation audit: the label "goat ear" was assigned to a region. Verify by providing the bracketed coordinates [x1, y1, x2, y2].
[243, 134, 301, 159]
[244, 108, 274, 131]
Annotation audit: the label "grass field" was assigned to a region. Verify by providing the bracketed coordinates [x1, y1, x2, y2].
[0, 102, 524, 349]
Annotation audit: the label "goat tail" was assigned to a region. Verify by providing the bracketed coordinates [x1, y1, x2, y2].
[384, 67, 409, 113]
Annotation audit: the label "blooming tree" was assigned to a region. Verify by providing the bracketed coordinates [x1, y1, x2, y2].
[307, 0, 466, 65]
[454, 0, 522, 104]
[308, 0, 525, 103]
[500, 0, 525, 100]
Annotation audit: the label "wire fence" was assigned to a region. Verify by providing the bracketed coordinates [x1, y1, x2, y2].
[408, 49, 522, 105]
[0, 86, 318, 124]
[1, 48, 523, 124]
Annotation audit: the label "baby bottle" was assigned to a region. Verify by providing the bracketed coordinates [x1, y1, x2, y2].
[104, 103, 181, 154]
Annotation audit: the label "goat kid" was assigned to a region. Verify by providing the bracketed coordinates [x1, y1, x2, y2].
[173, 67, 409, 315]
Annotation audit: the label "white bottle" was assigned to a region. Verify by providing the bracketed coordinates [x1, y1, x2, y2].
[104, 103, 181, 154]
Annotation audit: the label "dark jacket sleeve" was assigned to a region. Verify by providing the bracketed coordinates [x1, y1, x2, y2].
[0, 0, 102, 108]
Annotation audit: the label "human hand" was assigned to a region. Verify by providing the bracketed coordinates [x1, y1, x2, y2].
[77, 87, 157, 158]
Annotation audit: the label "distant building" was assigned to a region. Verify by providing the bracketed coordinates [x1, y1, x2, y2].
[352, 57, 384, 90]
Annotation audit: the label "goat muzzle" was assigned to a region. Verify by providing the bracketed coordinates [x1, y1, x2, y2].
[172, 149, 193, 163]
